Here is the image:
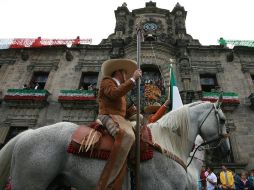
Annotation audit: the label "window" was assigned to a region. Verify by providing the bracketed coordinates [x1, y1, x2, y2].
[200, 74, 218, 92]
[251, 74, 254, 84]
[30, 72, 49, 89]
[4, 127, 28, 144]
[79, 72, 98, 90]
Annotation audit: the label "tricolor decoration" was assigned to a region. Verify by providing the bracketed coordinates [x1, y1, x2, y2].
[4, 89, 49, 101]
[58, 90, 96, 101]
[202, 92, 240, 104]
[0, 37, 92, 49]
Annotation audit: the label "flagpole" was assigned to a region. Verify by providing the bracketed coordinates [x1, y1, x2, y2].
[168, 64, 172, 100]
[135, 19, 142, 190]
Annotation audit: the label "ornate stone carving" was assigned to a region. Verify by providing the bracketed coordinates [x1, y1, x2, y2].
[110, 39, 125, 59]
[21, 50, 29, 61]
[75, 59, 103, 72]
[192, 61, 224, 73]
[27, 59, 60, 71]
[62, 109, 97, 124]
[226, 119, 236, 132]
[180, 90, 202, 104]
[227, 51, 234, 62]
[241, 61, 254, 73]
[0, 58, 16, 65]
[65, 50, 73, 61]
[178, 57, 191, 74]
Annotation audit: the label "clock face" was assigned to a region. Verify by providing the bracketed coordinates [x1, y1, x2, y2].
[176, 11, 182, 16]
[143, 23, 158, 31]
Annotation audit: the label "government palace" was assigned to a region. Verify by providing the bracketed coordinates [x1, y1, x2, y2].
[0, 1, 254, 171]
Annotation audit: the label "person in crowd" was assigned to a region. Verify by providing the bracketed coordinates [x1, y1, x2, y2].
[232, 170, 241, 190]
[219, 165, 235, 190]
[144, 99, 170, 124]
[247, 170, 254, 190]
[200, 166, 207, 190]
[34, 82, 39, 90]
[206, 166, 217, 190]
[239, 172, 251, 190]
[22, 84, 28, 89]
[88, 84, 93, 90]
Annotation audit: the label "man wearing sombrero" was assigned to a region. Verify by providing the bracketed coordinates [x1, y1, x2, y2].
[96, 59, 142, 190]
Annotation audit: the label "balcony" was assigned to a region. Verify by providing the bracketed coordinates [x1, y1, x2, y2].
[249, 93, 254, 110]
[58, 90, 97, 109]
[4, 89, 50, 108]
[202, 92, 240, 111]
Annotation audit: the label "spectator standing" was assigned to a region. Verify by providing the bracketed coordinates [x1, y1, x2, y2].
[248, 170, 254, 190]
[34, 83, 39, 90]
[239, 172, 251, 190]
[200, 166, 207, 190]
[206, 166, 217, 190]
[22, 84, 28, 89]
[219, 165, 235, 190]
[233, 171, 241, 190]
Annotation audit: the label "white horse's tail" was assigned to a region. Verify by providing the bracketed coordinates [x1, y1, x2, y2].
[0, 130, 30, 189]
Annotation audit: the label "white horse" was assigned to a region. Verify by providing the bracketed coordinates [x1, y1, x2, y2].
[0, 101, 230, 190]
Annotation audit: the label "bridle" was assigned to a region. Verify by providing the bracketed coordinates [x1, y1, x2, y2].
[187, 103, 227, 168]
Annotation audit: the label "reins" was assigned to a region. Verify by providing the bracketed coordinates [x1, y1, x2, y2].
[187, 103, 226, 168]
[186, 135, 224, 168]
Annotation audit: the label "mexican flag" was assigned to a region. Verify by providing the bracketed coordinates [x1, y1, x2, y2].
[169, 66, 183, 110]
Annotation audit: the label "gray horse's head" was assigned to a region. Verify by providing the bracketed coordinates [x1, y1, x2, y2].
[199, 101, 230, 156]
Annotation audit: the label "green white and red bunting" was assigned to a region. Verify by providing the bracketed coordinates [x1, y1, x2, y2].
[58, 90, 96, 101]
[4, 89, 48, 101]
[202, 92, 240, 104]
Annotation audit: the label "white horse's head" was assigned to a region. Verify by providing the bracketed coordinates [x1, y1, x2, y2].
[149, 101, 230, 164]
[195, 101, 230, 157]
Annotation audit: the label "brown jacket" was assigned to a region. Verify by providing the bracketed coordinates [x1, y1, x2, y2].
[98, 77, 135, 117]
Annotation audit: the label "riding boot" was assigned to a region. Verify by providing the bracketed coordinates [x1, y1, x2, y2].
[95, 128, 125, 190]
[96, 115, 135, 190]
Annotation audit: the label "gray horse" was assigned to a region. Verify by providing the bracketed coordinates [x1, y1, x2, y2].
[0, 101, 230, 190]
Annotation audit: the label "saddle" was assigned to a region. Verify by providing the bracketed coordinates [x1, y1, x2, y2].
[67, 122, 154, 161]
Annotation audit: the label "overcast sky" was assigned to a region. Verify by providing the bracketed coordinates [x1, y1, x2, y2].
[0, 0, 253, 46]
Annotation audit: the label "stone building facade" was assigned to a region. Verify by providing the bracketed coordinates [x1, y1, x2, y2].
[0, 2, 254, 170]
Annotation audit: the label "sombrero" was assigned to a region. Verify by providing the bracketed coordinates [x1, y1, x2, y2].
[101, 59, 137, 79]
[144, 102, 161, 114]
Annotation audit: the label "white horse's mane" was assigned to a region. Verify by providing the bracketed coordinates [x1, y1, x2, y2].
[148, 101, 205, 160]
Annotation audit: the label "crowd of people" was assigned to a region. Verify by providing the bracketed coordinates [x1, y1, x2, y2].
[200, 165, 254, 190]
[22, 82, 40, 90]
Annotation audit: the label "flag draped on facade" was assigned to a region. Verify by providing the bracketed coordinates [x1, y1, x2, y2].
[169, 65, 183, 111]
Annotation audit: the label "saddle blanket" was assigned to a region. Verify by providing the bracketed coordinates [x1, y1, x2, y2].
[67, 122, 154, 161]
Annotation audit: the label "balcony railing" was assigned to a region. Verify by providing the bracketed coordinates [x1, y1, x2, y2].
[4, 89, 50, 108]
[202, 91, 240, 111]
[58, 90, 97, 109]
